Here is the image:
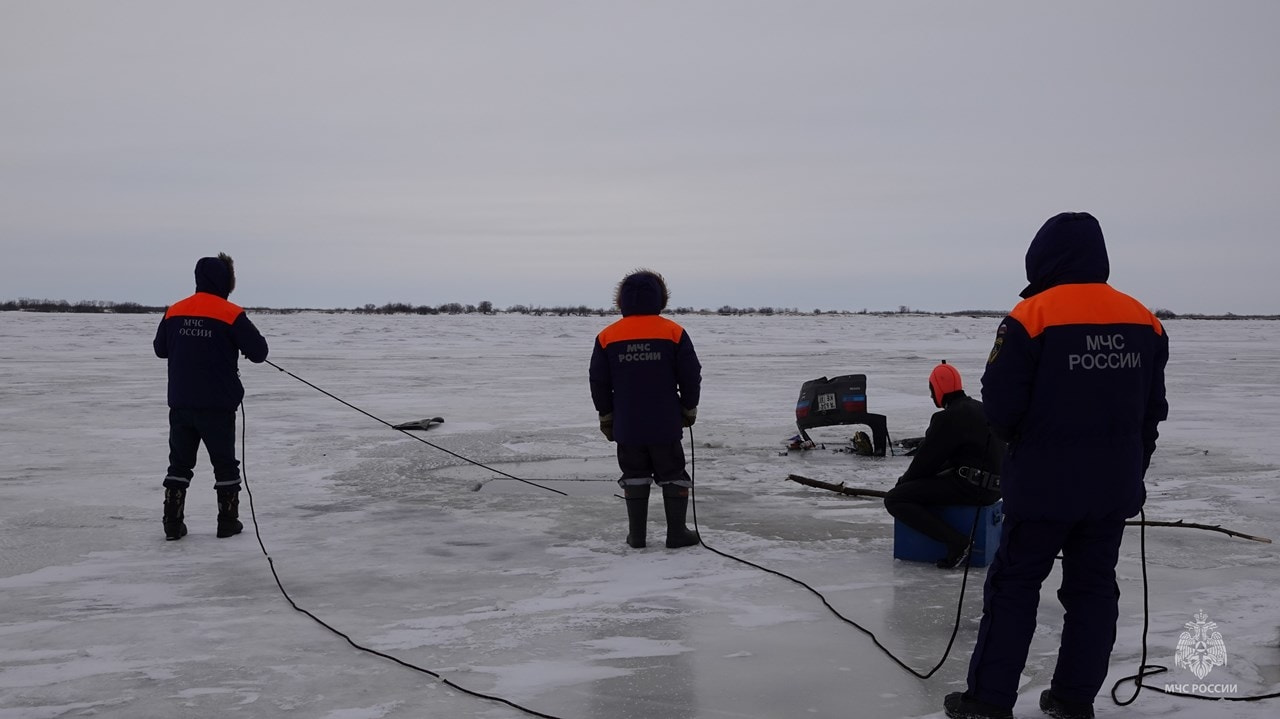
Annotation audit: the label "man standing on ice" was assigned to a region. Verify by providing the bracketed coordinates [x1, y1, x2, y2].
[154, 253, 269, 541]
[944, 213, 1169, 719]
[589, 269, 702, 549]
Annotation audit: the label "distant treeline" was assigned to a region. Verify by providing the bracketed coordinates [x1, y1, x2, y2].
[0, 297, 1270, 320]
[0, 298, 998, 317]
[3, 299, 161, 313]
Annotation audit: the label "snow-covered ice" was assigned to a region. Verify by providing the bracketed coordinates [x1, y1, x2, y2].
[1, 312, 1277, 718]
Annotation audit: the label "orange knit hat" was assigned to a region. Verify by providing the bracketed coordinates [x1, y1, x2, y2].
[928, 361, 963, 408]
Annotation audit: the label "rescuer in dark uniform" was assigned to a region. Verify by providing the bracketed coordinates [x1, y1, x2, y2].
[883, 362, 1004, 568]
[944, 212, 1169, 719]
[154, 254, 268, 541]
[589, 269, 702, 549]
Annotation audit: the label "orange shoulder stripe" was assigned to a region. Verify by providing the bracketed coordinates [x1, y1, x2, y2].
[1011, 284, 1164, 338]
[165, 293, 244, 325]
[597, 315, 686, 348]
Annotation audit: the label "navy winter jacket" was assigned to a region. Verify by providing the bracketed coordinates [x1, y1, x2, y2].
[981, 213, 1168, 521]
[589, 275, 701, 445]
[154, 257, 269, 411]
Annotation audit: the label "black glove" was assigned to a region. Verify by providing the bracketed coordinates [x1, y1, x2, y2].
[599, 413, 615, 442]
[681, 407, 697, 427]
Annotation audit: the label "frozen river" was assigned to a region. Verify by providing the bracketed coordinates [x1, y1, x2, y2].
[2, 311, 1277, 718]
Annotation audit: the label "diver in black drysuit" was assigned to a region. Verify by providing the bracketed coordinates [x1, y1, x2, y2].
[883, 363, 1004, 567]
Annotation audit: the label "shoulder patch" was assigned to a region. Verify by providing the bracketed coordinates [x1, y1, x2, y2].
[988, 323, 1007, 365]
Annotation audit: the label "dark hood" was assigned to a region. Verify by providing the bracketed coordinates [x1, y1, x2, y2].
[615, 270, 669, 316]
[1020, 212, 1110, 299]
[194, 255, 235, 298]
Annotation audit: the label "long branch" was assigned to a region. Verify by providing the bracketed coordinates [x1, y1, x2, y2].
[785, 474, 1272, 544]
[786, 474, 888, 498]
[1125, 519, 1272, 544]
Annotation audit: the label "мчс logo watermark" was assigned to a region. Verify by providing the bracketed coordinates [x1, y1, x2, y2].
[1166, 609, 1236, 695]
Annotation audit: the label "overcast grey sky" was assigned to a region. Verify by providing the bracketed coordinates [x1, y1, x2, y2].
[3, 1, 1277, 313]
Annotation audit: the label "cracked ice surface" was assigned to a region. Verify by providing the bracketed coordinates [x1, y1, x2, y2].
[1, 312, 1277, 718]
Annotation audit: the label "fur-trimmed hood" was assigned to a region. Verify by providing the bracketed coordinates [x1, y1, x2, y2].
[194, 253, 236, 298]
[615, 269, 669, 316]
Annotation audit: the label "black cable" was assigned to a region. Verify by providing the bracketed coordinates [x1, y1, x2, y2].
[265, 359, 566, 496]
[259, 360, 1278, 703]
[686, 426, 981, 679]
[238, 401, 568, 719]
[1110, 507, 1280, 704]
[481, 477, 616, 483]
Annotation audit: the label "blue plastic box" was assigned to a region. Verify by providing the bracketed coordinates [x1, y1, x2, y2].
[893, 501, 1003, 567]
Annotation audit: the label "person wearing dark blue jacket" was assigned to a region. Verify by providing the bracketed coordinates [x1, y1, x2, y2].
[154, 254, 268, 541]
[945, 213, 1169, 719]
[590, 269, 702, 549]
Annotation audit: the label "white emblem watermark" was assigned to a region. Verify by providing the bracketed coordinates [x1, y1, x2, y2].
[1166, 609, 1237, 695]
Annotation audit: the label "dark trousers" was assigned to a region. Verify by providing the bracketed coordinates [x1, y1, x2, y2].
[616, 441, 691, 488]
[164, 408, 241, 490]
[965, 517, 1126, 709]
[883, 475, 998, 552]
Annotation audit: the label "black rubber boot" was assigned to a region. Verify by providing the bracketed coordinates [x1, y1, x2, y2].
[216, 488, 243, 538]
[943, 692, 1012, 719]
[936, 542, 971, 569]
[623, 485, 650, 548]
[661, 485, 700, 549]
[1039, 689, 1094, 719]
[163, 487, 188, 541]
